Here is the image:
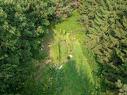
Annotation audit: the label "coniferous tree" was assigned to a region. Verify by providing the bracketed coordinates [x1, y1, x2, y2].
[79, 0, 127, 94]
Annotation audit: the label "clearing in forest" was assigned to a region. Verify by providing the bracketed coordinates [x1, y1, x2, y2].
[48, 11, 99, 95]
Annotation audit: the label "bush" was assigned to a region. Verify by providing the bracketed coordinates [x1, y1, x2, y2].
[55, 0, 74, 21]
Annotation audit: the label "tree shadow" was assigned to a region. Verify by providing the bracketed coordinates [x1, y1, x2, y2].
[23, 59, 99, 95]
[57, 59, 97, 95]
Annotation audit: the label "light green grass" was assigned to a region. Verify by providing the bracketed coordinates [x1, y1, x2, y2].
[23, 11, 99, 95]
[24, 11, 100, 95]
[55, 11, 82, 31]
[49, 11, 99, 95]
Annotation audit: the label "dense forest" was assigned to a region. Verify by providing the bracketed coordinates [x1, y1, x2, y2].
[0, 0, 127, 95]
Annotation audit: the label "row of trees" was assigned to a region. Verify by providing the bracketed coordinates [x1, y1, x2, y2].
[0, 0, 76, 94]
[0, 0, 58, 94]
[79, 0, 127, 94]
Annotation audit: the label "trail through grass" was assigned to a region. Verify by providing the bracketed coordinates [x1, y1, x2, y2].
[24, 11, 100, 95]
[24, 11, 99, 95]
[48, 11, 99, 95]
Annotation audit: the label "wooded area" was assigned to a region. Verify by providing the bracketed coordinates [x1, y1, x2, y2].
[0, 0, 127, 95]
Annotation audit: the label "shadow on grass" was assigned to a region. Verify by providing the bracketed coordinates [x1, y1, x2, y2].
[60, 59, 97, 95]
[23, 59, 99, 95]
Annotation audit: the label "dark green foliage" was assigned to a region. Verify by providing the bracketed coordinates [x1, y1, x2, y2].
[0, 0, 56, 94]
[55, 0, 74, 21]
[79, 0, 127, 94]
[23, 64, 63, 95]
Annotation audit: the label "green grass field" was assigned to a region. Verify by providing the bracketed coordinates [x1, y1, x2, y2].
[24, 11, 100, 95]
[48, 11, 99, 95]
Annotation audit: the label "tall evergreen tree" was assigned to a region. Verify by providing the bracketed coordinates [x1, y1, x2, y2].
[80, 0, 127, 94]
